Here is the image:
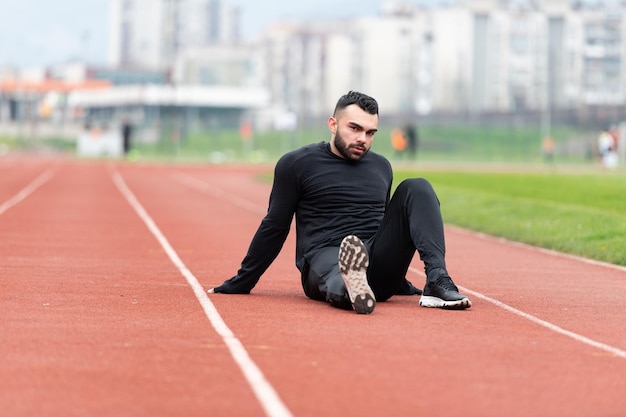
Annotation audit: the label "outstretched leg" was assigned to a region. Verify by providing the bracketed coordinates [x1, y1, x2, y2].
[301, 235, 376, 314]
[338, 235, 375, 314]
[301, 246, 352, 310]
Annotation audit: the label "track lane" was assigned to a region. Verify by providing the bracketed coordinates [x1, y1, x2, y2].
[118, 162, 626, 417]
[0, 156, 56, 204]
[1, 161, 267, 417]
[112, 169, 292, 417]
[3, 159, 625, 417]
[444, 227, 626, 352]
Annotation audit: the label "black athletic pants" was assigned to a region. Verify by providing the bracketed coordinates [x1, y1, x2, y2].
[301, 178, 447, 310]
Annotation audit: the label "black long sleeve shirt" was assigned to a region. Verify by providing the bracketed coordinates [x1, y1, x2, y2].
[215, 141, 393, 293]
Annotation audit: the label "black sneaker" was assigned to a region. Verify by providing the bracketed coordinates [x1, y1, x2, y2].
[338, 235, 375, 314]
[419, 269, 471, 310]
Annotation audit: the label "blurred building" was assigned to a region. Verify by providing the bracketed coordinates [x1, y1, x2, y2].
[100, 0, 626, 126]
[578, 2, 624, 106]
[0, 0, 263, 140]
[171, 43, 258, 87]
[247, 7, 434, 127]
[250, 0, 626, 126]
[108, 0, 241, 71]
[2, 0, 625, 138]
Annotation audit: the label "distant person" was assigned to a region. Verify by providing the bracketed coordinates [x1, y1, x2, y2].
[609, 125, 620, 162]
[598, 130, 617, 168]
[390, 127, 407, 159]
[208, 91, 471, 313]
[542, 135, 555, 164]
[404, 123, 419, 159]
[122, 119, 133, 156]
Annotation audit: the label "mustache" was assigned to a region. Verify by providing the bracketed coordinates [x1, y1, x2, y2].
[350, 144, 366, 150]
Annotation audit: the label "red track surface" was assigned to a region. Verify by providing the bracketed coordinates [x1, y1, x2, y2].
[2, 156, 625, 417]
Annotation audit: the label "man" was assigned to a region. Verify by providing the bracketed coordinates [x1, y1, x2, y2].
[209, 91, 471, 314]
[122, 118, 133, 156]
[404, 123, 419, 159]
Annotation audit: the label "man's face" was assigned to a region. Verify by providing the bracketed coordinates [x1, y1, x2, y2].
[328, 104, 378, 161]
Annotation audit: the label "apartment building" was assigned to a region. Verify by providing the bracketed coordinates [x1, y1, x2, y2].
[102, 0, 625, 125]
[250, 8, 431, 123]
[108, 0, 240, 71]
[250, 0, 625, 122]
[578, 3, 624, 105]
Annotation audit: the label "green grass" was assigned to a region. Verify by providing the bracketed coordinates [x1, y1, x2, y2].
[3, 121, 597, 164]
[0, 135, 75, 153]
[404, 123, 589, 163]
[394, 168, 626, 266]
[102, 121, 597, 164]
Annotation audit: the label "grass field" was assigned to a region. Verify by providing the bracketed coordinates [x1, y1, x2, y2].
[395, 167, 626, 266]
[136, 122, 595, 164]
[2, 121, 596, 163]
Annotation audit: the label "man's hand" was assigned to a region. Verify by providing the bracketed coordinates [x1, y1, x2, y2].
[206, 280, 252, 294]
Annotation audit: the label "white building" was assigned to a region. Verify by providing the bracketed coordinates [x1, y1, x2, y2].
[250, 0, 625, 121]
[100, 0, 626, 127]
[578, 3, 625, 106]
[108, 0, 240, 71]
[3, 0, 625, 139]
[252, 7, 431, 122]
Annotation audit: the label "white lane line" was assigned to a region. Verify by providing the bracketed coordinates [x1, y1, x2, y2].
[0, 169, 55, 216]
[175, 172, 626, 360]
[408, 266, 626, 359]
[112, 172, 293, 417]
[460, 285, 626, 359]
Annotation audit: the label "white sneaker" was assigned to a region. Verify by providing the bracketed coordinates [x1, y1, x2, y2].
[338, 235, 375, 314]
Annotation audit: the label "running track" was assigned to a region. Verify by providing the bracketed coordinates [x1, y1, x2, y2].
[1, 156, 625, 417]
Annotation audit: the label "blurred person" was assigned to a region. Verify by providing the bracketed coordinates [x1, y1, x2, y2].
[404, 123, 419, 159]
[208, 91, 471, 313]
[542, 135, 555, 164]
[609, 125, 620, 160]
[122, 118, 133, 156]
[598, 129, 618, 168]
[390, 127, 407, 158]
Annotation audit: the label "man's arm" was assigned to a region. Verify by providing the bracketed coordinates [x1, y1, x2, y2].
[209, 155, 300, 294]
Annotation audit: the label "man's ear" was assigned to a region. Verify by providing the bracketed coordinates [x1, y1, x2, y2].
[327, 116, 337, 134]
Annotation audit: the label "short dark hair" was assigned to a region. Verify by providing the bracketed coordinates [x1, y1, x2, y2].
[333, 90, 378, 116]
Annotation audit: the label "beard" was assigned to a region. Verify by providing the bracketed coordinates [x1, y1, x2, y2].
[334, 130, 369, 161]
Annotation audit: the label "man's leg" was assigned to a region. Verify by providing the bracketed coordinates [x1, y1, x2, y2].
[301, 237, 375, 314]
[367, 178, 445, 300]
[301, 246, 353, 311]
[338, 235, 375, 314]
[367, 178, 471, 309]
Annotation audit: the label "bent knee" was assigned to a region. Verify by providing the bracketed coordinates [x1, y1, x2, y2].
[396, 177, 434, 194]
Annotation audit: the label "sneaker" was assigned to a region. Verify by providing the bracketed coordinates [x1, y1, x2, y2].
[338, 235, 375, 314]
[419, 269, 471, 310]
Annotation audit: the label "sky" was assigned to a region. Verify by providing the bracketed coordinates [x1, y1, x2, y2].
[0, 0, 441, 69]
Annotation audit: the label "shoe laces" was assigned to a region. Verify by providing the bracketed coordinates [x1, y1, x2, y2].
[434, 273, 458, 292]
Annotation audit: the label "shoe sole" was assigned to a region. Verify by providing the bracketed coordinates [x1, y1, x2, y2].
[419, 295, 472, 310]
[339, 235, 375, 314]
